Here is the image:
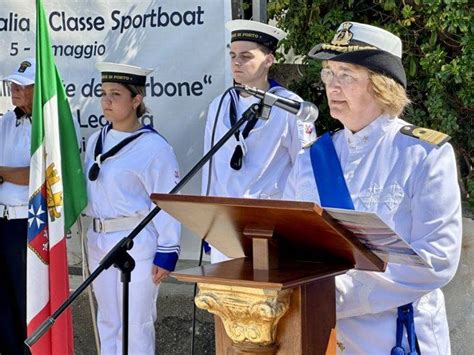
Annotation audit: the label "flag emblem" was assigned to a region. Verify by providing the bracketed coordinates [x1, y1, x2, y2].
[46, 162, 62, 221]
[28, 187, 49, 264]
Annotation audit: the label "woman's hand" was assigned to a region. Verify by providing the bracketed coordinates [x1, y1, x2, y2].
[151, 265, 170, 285]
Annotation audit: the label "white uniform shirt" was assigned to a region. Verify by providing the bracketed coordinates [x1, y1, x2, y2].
[0, 109, 31, 206]
[84, 128, 181, 269]
[201, 87, 302, 199]
[284, 115, 462, 354]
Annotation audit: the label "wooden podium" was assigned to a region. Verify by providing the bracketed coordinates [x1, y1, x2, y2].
[151, 194, 385, 355]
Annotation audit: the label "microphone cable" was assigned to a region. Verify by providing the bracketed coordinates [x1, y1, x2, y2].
[191, 86, 236, 355]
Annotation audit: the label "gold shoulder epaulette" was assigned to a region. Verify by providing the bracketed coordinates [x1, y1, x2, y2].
[400, 125, 450, 147]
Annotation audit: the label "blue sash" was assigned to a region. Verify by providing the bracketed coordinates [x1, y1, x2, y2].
[310, 131, 419, 355]
[309, 132, 354, 209]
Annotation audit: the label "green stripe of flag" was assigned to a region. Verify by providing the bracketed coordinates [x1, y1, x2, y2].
[33, 0, 87, 229]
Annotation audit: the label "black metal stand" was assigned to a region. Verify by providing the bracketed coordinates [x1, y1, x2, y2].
[25, 100, 263, 354]
[115, 245, 135, 355]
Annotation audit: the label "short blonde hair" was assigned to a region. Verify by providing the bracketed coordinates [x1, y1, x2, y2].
[368, 70, 410, 117]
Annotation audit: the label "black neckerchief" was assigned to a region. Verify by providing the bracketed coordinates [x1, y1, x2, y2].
[88, 124, 156, 181]
[14, 107, 32, 126]
[229, 80, 283, 170]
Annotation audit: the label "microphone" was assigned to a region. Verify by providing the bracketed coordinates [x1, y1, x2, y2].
[234, 84, 319, 123]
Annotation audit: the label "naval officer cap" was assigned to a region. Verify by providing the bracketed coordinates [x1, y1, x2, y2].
[96, 62, 153, 88]
[226, 19, 287, 52]
[4, 58, 36, 86]
[308, 22, 407, 88]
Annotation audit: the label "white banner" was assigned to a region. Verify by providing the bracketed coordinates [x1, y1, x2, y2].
[0, 0, 233, 260]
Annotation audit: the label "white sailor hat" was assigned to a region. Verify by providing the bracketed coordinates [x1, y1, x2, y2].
[4, 58, 36, 86]
[226, 19, 287, 52]
[308, 22, 407, 87]
[95, 62, 153, 87]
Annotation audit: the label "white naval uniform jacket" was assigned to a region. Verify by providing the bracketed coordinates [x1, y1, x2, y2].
[0, 110, 31, 206]
[283, 115, 462, 354]
[84, 128, 181, 270]
[201, 86, 302, 200]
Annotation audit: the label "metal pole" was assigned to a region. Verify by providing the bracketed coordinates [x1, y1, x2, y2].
[231, 0, 244, 19]
[252, 0, 267, 23]
[123, 276, 129, 355]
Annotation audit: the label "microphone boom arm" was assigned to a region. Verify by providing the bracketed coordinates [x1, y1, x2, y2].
[25, 100, 265, 351]
[234, 84, 318, 123]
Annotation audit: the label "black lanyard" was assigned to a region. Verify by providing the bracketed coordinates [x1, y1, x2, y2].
[88, 124, 155, 181]
[228, 89, 259, 170]
[14, 107, 31, 126]
[228, 81, 283, 170]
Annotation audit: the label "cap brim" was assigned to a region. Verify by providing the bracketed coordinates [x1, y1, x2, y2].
[308, 44, 338, 60]
[4, 74, 34, 86]
[95, 62, 153, 76]
[225, 19, 287, 41]
[308, 46, 407, 88]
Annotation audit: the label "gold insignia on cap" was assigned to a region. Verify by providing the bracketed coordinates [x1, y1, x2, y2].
[18, 61, 32, 73]
[400, 125, 450, 147]
[331, 22, 353, 46]
[321, 43, 376, 53]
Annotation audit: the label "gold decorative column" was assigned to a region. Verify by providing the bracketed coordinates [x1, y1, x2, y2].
[195, 283, 292, 353]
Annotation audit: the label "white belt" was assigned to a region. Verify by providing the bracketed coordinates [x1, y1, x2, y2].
[92, 215, 144, 233]
[0, 204, 28, 220]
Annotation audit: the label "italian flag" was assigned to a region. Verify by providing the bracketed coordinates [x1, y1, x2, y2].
[26, 0, 87, 354]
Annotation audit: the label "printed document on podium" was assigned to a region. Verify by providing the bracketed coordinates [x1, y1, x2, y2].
[325, 208, 430, 268]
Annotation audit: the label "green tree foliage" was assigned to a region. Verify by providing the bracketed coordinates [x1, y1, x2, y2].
[266, 0, 473, 205]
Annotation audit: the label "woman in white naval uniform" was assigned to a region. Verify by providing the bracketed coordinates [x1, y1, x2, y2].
[85, 63, 180, 355]
[202, 20, 316, 263]
[283, 22, 462, 354]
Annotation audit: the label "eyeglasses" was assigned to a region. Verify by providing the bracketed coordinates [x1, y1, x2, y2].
[320, 68, 361, 86]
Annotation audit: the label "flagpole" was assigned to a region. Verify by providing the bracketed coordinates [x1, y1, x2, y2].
[26, 98, 262, 352]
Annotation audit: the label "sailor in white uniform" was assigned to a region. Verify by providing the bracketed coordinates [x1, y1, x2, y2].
[85, 62, 181, 355]
[283, 22, 462, 354]
[0, 58, 35, 355]
[202, 20, 316, 263]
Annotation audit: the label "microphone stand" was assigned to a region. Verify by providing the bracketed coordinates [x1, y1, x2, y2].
[25, 99, 263, 355]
